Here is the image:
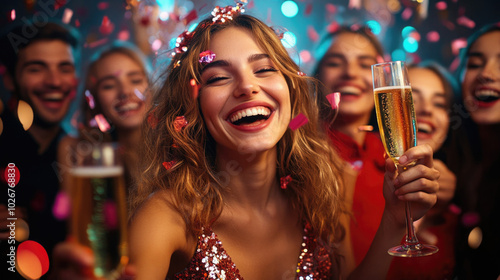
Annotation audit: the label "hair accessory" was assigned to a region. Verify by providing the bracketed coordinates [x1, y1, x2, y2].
[173, 116, 188, 132]
[162, 160, 177, 171]
[211, 2, 245, 24]
[199, 50, 216, 65]
[297, 71, 306, 76]
[280, 175, 292, 189]
[173, 31, 194, 55]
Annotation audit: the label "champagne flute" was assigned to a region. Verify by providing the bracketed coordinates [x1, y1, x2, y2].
[69, 142, 129, 278]
[371, 61, 438, 257]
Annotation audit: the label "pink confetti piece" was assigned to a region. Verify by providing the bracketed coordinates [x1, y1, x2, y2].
[280, 175, 292, 189]
[151, 39, 162, 52]
[299, 50, 311, 63]
[162, 160, 176, 170]
[117, 29, 130, 41]
[402, 7, 413, 20]
[99, 16, 114, 35]
[190, 79, 199, 99]
[326, 92, 340, 110]
[84, 90, 95, 109]
[426, 31, 440, 42]
[97, 2, 109, 10]
[448, 56, 460, 73]
[304, 4, 312, 16]
[326, 3, 337, 14]
[461, 211, 480, 227]
[348, 0, 361, 10]
[182, 9, 198, 26]
[11, 9, 16, 21]
[94, 114, 111, 132]
[441, 19, 455, 30]
[173, 116, 188, 132]
[457, 16, 475, 29]
[289, 113, 308, 130]
[52, 191, 70, 220]
[326, 22, 340, 33]
[307, 26, 319, 42]
[376, 55, 385, 63]
[451, 38, 467, 55]
[199, 50, 216, 65]
[435, 1, 447, 10]
[134, 88, 145, 101]
[62, 8, 73, 24]
[84, 37, 109, 48]
[104, 201, 117, 229]
[358, 125, 373, 132]
[448, 203, 461, 215]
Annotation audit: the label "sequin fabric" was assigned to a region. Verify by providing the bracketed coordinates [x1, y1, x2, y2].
[171, 223, 333, 279]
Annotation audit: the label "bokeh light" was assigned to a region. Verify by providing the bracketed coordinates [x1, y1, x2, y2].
[468, 227, 483, 249]
[281, 1, 299, 18]
[299, 50, 311, 63]
[391, 49, 406, 61]
[403, 37, 419, 53]
[401, 26, 416, 38]
[281, 31, 297, 48]
[366, 20, 381, 35]
[16, 241, 49, 279]
[17, 100, 34, 131]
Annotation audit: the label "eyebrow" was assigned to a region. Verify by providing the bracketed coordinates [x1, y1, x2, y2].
[200, 53, 271, 74]
[412, 88, 447, 98]
[323, 53, 377, 61]
[21, 60, 75, 69]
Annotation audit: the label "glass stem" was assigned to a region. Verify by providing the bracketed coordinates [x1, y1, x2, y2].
[397, 164, 421, 248]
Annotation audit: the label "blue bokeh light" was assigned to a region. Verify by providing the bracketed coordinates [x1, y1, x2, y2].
[392, 49, 406, 61]
[281, 31, 297, 48]
[401, 26, 416, 38]
[403, 37, 419, 53]
[366, 20, 381, 35]
[281, 1, 299, 18]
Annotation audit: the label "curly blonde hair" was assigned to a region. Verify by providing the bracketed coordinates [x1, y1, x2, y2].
[130, 14, 346, 245]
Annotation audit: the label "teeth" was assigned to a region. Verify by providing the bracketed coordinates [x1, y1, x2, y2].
[42, 92, 64, 101]
[229, 106, 271, 123]
[339, 86, 361, 95]
[116, 103, 139, 112]
[417, 123, 432, 134]
[475, 89, 500, 98]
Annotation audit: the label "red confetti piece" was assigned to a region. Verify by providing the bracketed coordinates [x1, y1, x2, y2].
[307, 26, 319, 42]
[297, 71, 306, 76]
[441, 19, 455, 30]
[147, 110, 158, 128]
[173, 116, 188, 132]
[280, 175, 292, 189]
[426, 31, 440, 42]
[55, 0, 67, 10]
[162, 161, 176, 170]
[94, 114, 111, 132]
[75, 19, 80, 27]
[182, 9, 198, 26]
[402, 7, 412, 20]
[62, 8, 73, 24]
[289, 113, 308, 130]
[190, 79, 199, 99]
[52, 191, 70, 220]
[435, 1, 447, 10]
[457, 16, 475, 29]
[326, 92, 340, 110]
[462, 211, 480, 227]
[84, 90, 95, 109]
[140, 15, 150, 26]
[451, 38, 467, 55]
[304, 4, 312, 16]
[199, 50, 216, 65]
[326, 22, 340, 33]
[175, 31, 194, 54]
[85, 38, 108, 48]
[97, 2, 109, 10]
[449, 56, 460, 73]
[117, 30, 130, 41]
[448, 204, 461, 215]
[99, 16, 114, 35]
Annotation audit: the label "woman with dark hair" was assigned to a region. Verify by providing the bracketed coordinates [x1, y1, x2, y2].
[447, 22, 500, 279]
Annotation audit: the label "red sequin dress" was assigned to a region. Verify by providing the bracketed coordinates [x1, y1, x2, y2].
[171, 223, 334, 279]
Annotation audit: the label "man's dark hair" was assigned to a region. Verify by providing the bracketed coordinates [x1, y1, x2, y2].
[0, 20, 81, 77]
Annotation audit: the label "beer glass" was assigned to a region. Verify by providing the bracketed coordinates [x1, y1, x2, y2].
[371, 61, 438, 257]
[69, 142, 128, 278]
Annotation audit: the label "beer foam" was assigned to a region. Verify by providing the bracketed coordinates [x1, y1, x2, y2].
[70, 166, 123, 177]
[374, 86, 411, 91]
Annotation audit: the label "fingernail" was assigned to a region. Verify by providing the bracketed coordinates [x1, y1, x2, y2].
[399, 155, 408, 164]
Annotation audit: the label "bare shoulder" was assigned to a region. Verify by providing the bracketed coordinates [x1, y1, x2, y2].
[129, 190, 188, 279]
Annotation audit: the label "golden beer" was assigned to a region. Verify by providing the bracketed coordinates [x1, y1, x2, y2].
[69, 145, 128, 279]
[374, 86, 417, 164]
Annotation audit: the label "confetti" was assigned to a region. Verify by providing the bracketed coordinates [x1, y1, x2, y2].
[326, 92, 340, 110]
[173, 116, 188, 132]
[435, 1, 447, 10]
[348, 0, 362, 10]
[451, 38, 467, 55]
[117, 29, 130, 41]
[94, 114, 111, 132]
[402, 7, 413, 20]
[350, 160, 363, 171]
[99, 16, 114, 35]
[62, 8, 73, 24]
[289, 113, 308, 130]
[280, 175, 292, 189]
[85, 90, 95, 109]
[10, 9, 15, 21]
[462, 211, 480, 227]
[52, 191, 70, 220]
[211, 3, 245, 24]
[307, 26, 319, 42]
[134, 88, 145, 101]
[199, 50, 216, 65]
[182, 9, 198, 26]
[304, 4, 313, 16]
[326, 3, 337, 14]
[358, 125, 373, 132]
[376, 55, 385, 63]
[297, 71, 306, 76]
[299, 50, 311, 63]
[175, 31, 194, 54]
[426, 31, 440, 42]
[457, 16, 475, 29]
[104, 201, 117, 229]
[162, 160, 176, 170]
[54, 0, 67, 10]
[326, 22, 340, 34]
[97, 1, 109, 10]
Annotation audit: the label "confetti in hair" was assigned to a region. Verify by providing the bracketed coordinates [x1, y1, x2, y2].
[211, 3, 245, 24]
[173, 116, 188, 132]
[199, 50, 216, 65]
[280, 175, 292, 189]
[190, 79, 199, 99]
[162, 160, 177, 171]
[289, 113, 309, 130]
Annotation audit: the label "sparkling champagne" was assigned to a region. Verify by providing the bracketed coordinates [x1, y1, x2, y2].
[70, 166, 128, 279]
[374, 86, 417, 164]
